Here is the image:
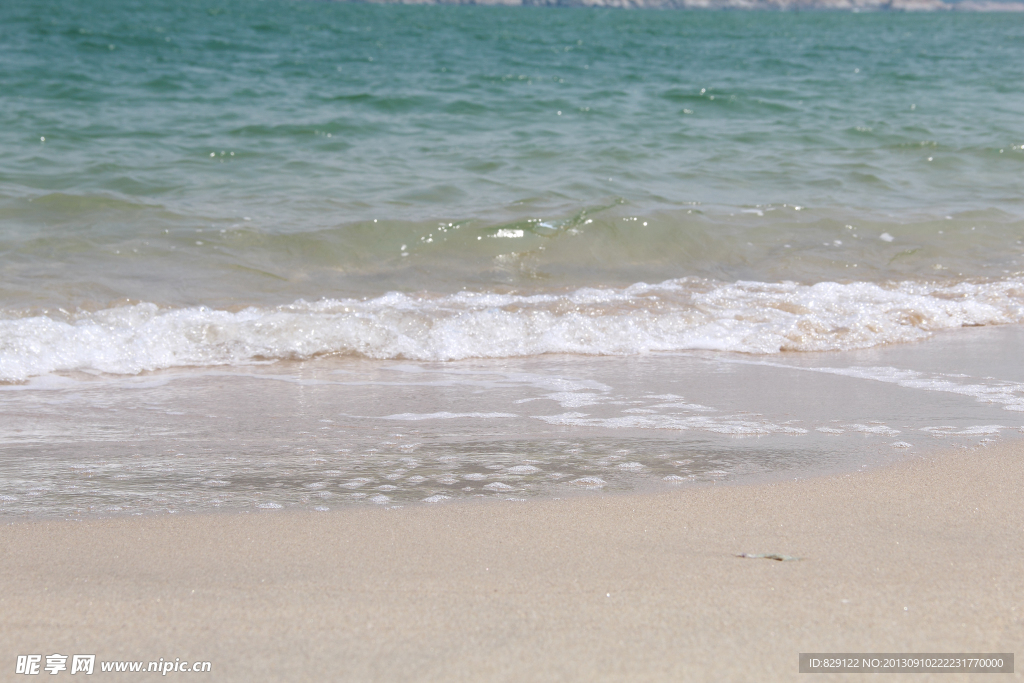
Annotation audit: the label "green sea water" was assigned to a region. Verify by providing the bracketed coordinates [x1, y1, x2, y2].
[4, 1, 1024, 311]
[2, 1, 1024, 515]
[3, 0, 1024, 376]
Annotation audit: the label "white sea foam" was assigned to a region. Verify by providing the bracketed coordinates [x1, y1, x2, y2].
[2, 277, 1023, 381]
[423, 494, 450, 503]
[741, 362, 1024, 413]
[506, 465, 541, 474]
[535, 412, 809, 435]
[920, 425, 1005, 436]
[382, 412, 517, 420]
[569, 477, 606, 488]
[845, 423, 901, 436]
[541, 392, 606, 408]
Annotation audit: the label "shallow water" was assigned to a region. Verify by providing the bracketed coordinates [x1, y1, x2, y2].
[2, 1, 1023, 516]
[2, 324, 1021, 517]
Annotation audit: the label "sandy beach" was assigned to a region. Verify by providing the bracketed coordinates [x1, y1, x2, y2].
[6, 3, 1024, 681]
[2, 442, 1021, 682]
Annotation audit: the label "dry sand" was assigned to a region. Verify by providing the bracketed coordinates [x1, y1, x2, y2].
[2, 443, 1022, 682]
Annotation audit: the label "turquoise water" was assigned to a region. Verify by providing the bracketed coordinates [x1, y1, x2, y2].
[3, 3, 1024, 323]
[6, 3, 1023, 224]
[2, 2, 1024, 515]
[3, 3, 1024, 377]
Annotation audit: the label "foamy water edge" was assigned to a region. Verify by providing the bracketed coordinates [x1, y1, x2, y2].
[2, 276, 1023, 382]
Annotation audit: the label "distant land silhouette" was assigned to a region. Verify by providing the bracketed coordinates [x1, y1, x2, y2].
[345, 0, 1024, 10]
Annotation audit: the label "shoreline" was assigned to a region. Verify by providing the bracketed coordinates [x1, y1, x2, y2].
[2, 442, 1021, 681]
[9, 323, 1024, 520]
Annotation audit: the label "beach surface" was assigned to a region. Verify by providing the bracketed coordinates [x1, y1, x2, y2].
[2, 442, 1021, 682]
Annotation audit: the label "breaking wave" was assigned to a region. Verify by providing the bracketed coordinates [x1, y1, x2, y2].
[2, 277, 1023, 382]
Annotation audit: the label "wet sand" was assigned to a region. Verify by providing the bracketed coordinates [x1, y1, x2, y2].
[2, 442, 1021, 682]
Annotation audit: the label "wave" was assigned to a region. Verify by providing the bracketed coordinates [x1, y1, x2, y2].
[2, 277, 1023, 382]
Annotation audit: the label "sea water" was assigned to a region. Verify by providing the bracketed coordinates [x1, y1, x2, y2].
[2, 0, 1023, 516]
